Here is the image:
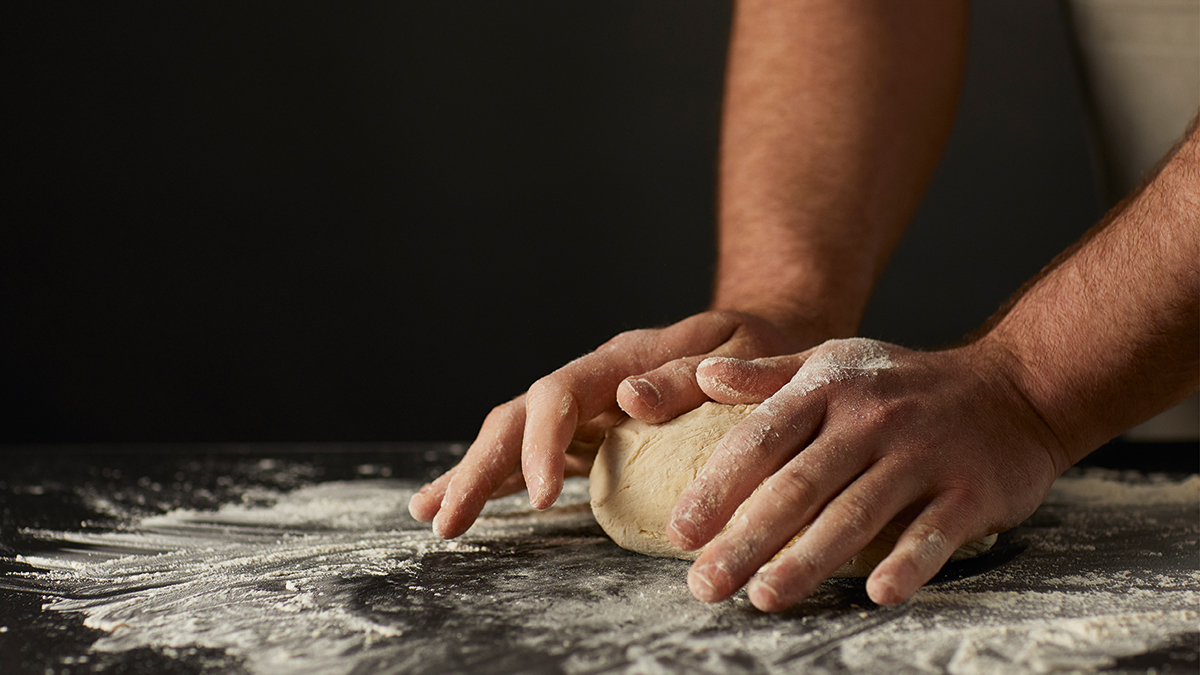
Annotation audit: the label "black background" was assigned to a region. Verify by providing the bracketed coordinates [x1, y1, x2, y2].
[3, 1, 1102, 442]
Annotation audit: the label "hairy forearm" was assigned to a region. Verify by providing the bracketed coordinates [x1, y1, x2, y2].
[980, 117, 1200, 465]
[712, 0, 968, 338]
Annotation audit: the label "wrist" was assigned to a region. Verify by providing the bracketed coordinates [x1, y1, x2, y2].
[711, 255, 874, 345]
[955, 336, 1080, 473]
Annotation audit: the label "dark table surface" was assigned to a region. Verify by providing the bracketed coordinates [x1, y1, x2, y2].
[1, 443, 1197, 675]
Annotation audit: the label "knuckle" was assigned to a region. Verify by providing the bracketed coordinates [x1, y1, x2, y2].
[484, 400, 521, 427]
[701, 309, 747, 334]
[904, 522, 952, 555]
[532, 378, 578, 421]
[661, 358, 699, 382]
[526, 376, 568, 408]
[766, 461, 819, 507]
[939, 478, 1004, 523]
[856, 395, 916, 429]
[930, 486, 984, 527]
[826, 493, 876, 537]
[855, 400, 893, 427]
[526, 376, 552, 400]
[602, 328, 653, 352]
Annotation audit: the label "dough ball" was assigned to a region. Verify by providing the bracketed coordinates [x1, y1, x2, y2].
[589, 401, 996, 577]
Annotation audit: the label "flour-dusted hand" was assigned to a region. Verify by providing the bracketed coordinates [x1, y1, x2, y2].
[669, 338, 1068, 610]
[407, 311, 813, 539]
[672, 113, 1199, 611]
[408, 0, 972, 541]
[407, 0, 972, 542]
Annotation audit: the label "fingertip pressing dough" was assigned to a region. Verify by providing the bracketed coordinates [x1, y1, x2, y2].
[589, 401, 997, 577]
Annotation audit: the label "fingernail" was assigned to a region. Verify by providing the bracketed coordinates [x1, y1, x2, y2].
[432, 513, 450, 539]
[668, 513, 698, 549]
[527, 474, 544, 507]
[624, 378, 661, 409]
[868, 574, 904, 606]
[407, 495, 424, 521]
[529, 475, 557, 509]
[688, 569, 720, 603]
[755, 581, 781, 604]
[749, 577, 783, 611]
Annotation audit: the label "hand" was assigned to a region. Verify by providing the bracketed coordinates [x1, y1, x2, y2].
[670, 337, 1070, 610]
[408, 310, 819, 539]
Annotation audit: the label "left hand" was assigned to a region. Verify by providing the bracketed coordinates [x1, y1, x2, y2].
[407, 310, 814, 539]
[668, 337, 1070, 610]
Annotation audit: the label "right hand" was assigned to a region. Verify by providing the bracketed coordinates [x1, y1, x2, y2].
[407, 310, 820, 538]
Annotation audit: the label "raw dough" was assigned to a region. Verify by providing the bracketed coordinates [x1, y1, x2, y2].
[589, 401, 996, 577]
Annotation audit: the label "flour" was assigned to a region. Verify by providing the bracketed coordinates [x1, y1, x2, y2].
[697, 339, 895, 422]
[840, 595, 1200, 675]
[6, 467, 1198, 675]
[17, 480, 595, 675]
[782, 337, 895, 398]
[739, 338, 896, 438]
[1047, 468, 1200, 505]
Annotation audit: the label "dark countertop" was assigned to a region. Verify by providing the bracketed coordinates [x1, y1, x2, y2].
[1, 444, 1197, 675]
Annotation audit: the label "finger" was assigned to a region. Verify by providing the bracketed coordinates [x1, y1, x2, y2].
[705, 338, 895, 406]
[866, 495, 984, 606]
[667, 373, 828, 551]
[411, 404, 616, 519]
[696, 353, 809, 404]
[521, 379, 579, 509]
[685, 434, 865, 602]
[432, 398, 528, 538]
[618, 320, 810, 423]
[408, 469, 456, 522]
[612, 312, 752, 421]
[745, 467, 922, 612]
[486, 446, 604, 496]
[490, 429, 607, 498]
[616, 356, 709, 423]
[522, 315, 741, 509]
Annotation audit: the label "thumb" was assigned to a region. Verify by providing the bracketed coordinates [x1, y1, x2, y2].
[696, 352, 812, 404]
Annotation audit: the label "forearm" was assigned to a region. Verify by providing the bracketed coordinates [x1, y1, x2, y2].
[979, 118, 1200, 466]
[713, 0, 968, 338]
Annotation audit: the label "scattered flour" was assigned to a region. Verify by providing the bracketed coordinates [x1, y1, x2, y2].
[14, 480, 593, 675]
[5, 468, 1198, 675]
[1047, 469, 1200, 505]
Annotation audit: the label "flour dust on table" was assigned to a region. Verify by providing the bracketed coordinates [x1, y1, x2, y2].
[1, 459, 1197, 675]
